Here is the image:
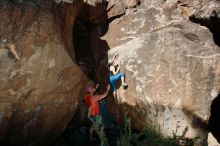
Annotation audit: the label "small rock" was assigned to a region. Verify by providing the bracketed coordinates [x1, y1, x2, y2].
[108, 2, 126, 19]
[48, 59, 56, 68]
[55, 0, 74, 3]
[10, 71, 18, 79]
[124, 0, 140, 8]
[2, 39, 7, 43]
[8, 89, 16, 96]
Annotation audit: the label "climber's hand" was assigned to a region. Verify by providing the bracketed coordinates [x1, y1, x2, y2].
[113, 54, 119, 60]
[107, 84, 110, 90]
[95, 84, 99, 90]
[118, 63, 120, 68]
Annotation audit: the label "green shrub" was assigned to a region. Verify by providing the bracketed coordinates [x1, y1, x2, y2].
[89, 114, 194, 146]
[116, 114, 194, 146]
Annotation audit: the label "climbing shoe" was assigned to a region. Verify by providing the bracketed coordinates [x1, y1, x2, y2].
[123, 83, 128, 89]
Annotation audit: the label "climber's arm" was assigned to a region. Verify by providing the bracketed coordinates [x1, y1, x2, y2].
[110, 65, 120, 75]
[116, 63, 120, 74]
[88, 107, 92, 117]
[94, 84, 99, 92]
[94, 84, 110, 100]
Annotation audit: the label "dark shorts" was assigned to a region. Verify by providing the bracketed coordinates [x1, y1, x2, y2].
[88, 115, 103, 131]
[89, 115, 102, 124]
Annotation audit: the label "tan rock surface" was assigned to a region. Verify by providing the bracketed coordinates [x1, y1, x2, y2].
[0, 1, 86, 145]
[102, 0, 220, 145]
[208, 132, 220, 146]
[107, 20, 220, 144]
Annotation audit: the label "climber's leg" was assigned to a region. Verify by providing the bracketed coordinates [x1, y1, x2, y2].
[99, 125, 104, 145]
[110, 76, 117, 97]
[114, 72, 128, 87]
[89, 127, 94, 141]
[119, 72, 128, 87]
[113, 91, 117, 98]
[111, 84, 117, 98]
[110, 72, 128, 96]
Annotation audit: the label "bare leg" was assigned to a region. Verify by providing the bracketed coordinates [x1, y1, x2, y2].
[121, 76, 128, 86]
[99, 126, 104, 146]
[113, 91, 117, 99]
[89, 128, 93, 141]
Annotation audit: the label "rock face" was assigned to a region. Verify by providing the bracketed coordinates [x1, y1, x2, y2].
[0, 1, 86, 145]
[209, 93, 220, 144]
[101, 0, 220, 145]
[190, 0, 220, 47]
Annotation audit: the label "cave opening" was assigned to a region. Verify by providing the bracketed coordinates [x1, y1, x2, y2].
[208, 93, 220, 143]
[73, 2, 110, 80]
[73, 19, 96, 79]
[54, 3, 121, 146]
[72, 7, 114, 119]
[190, 13, 220, 47]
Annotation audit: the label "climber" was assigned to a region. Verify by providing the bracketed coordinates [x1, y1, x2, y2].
[109, 54, 128, 98]
[85, 83, 110, 144]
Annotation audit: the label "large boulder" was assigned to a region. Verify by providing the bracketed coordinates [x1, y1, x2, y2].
[107, 20, 220, 145]
[101, 0, 220, 145]
[0, 1, 86, 145]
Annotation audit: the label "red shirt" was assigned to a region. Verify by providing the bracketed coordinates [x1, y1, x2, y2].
[85, 95, 102, 116]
